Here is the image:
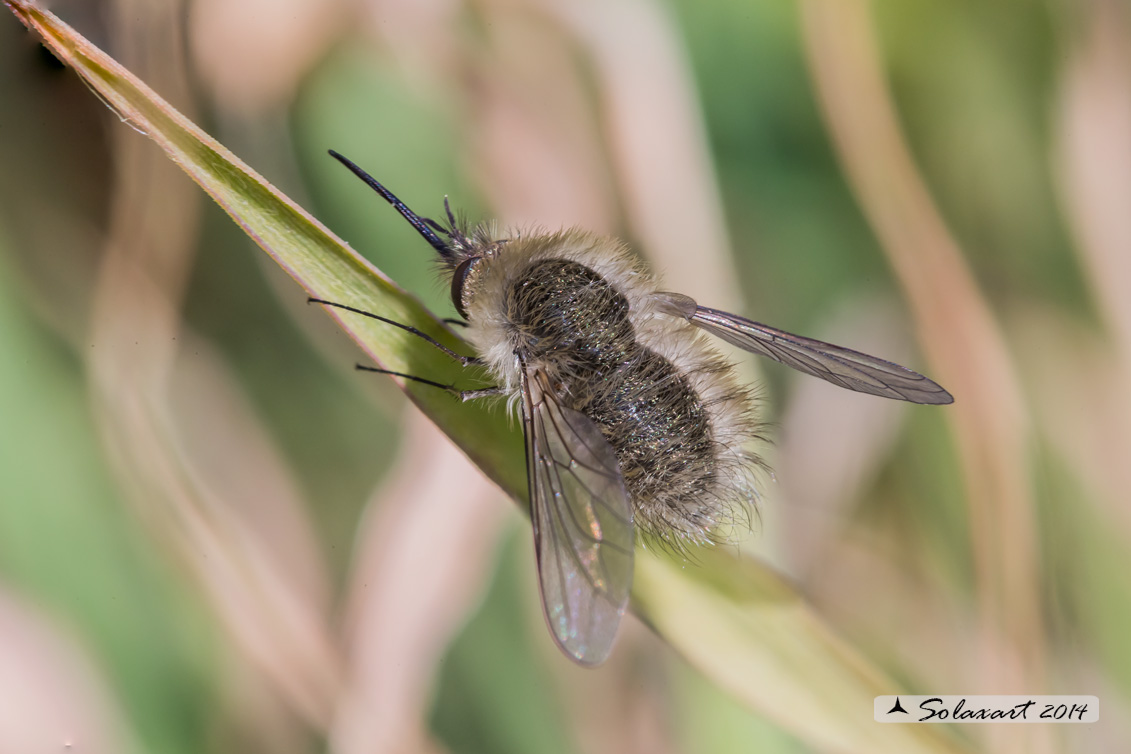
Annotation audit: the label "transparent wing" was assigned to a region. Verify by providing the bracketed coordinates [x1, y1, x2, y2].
[520, 365, 634, 666]
[656, 292, 953, 405]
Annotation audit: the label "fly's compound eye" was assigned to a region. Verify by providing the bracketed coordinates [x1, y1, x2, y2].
[450, 257, 481, 320]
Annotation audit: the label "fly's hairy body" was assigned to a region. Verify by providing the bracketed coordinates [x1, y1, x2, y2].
[461, 230, 758, 547]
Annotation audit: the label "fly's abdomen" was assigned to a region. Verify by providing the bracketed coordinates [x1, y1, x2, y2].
[584, 349, 724, 542]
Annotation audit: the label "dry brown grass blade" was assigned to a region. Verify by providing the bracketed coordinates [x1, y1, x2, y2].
[777, 298, 908, 575]
[539, 0, 741, 310]
[465, 0, 618, 232]
[190, 0, 347, 114]
[331, 414, 508, 754]
[1011, 304, 1131, 541]
[800, 3, 1047, 753]
[90, 249, 344, 731]
[83, 0, 342, 729]
[1055, 0, 1131, 377]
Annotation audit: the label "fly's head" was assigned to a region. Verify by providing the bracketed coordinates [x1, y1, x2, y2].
[442, 215, 507, 321]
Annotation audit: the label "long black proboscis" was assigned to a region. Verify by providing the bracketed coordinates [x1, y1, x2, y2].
[327, 149, 452, 259]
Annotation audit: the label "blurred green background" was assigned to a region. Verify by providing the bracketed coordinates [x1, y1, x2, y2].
[1, 0, 1128, 752]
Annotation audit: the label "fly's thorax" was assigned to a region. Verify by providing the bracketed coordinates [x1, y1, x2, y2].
[459, 229, 653, 392]
[508, 259, 636, 369]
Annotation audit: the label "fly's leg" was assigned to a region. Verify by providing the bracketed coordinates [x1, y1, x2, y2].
[308, 298, 481, 366]
[355, 365, 501, 402]
[309, 298, 496, 400]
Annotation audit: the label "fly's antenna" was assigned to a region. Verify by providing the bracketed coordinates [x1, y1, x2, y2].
[327, 150, 453, 260]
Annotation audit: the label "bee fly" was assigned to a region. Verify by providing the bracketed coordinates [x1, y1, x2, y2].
[313, 150, 953, 666]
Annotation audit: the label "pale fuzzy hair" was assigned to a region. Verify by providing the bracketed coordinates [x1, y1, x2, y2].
[461, 227, 761, 546]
